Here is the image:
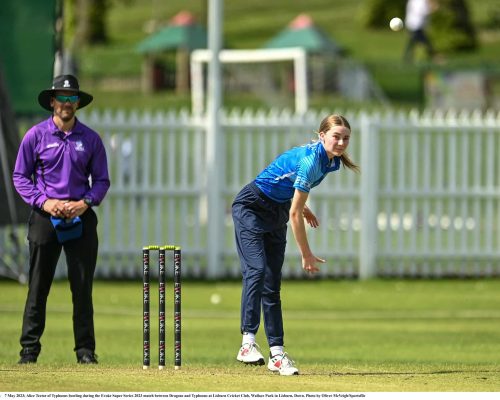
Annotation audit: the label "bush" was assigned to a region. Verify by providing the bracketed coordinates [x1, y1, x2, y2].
[360, 0, 407, 28]
[429, 0, 478, 52]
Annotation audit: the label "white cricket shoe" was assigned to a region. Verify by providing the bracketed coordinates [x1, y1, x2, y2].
[236, 342, 265, 365]
[268, 352, 299, 376]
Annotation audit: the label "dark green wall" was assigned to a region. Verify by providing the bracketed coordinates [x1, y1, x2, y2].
[0, 0, 56, 116]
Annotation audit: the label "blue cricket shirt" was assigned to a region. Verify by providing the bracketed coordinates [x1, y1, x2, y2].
[254, 141, 340, 203]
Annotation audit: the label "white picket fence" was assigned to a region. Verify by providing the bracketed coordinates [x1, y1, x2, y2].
[2, 108, 500, 280]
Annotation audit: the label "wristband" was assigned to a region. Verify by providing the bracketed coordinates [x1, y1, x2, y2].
[83, 198, 93, 207]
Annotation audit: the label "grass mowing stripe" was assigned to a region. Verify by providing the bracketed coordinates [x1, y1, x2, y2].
[3, 305, 500, 321]
[0, 365, 499, 392]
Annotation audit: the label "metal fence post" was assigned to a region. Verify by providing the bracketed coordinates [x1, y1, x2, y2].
[205, 0, 223, 279]
[359, 112, 379, 279]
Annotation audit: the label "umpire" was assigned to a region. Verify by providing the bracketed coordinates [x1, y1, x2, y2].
[12, 75, 110, 364]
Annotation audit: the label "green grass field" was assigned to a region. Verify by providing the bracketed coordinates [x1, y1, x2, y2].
[1, 279, 499, 392]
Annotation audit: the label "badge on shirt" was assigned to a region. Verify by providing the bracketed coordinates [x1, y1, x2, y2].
[75, 141, 85, 152]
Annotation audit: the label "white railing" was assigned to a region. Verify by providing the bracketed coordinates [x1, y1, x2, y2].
[3, 108, 500, 279]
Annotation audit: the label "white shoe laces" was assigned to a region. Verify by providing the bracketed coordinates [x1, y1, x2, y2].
[277, 352, 296, 368]
[248, 342, 261, 351]
[241, 342, 263, 356]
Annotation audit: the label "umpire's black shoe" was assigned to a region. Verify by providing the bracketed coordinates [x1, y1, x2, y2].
[77, 352, 98, 364]
[18, 351, 38, 364]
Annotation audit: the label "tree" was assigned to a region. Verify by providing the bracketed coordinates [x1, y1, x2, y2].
[65, 0, 109, 48]
[429, 0, 477, 52]
[360, 0, 406, 29]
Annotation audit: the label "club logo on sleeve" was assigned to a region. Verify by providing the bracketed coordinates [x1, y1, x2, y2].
[295, 176, 311, 190]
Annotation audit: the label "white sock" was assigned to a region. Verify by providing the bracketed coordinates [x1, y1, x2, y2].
[242, 332, 256, 345]
[270, 346, 284, 357]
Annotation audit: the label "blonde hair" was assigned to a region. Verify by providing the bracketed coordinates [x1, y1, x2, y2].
[317, 114, 359, 173]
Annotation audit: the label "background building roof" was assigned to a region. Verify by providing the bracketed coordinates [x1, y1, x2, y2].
[263, 14, 342, 53]
[136, 11, 207, 53]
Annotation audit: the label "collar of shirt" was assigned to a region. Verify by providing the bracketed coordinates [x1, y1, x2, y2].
[47, 117, 84, 137]
[317, 142, 340, 173]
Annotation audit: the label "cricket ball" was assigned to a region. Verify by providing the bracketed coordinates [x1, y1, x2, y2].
[389, 17, 404, 32]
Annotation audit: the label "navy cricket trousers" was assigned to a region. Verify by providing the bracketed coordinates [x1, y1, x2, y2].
[232, 182, 291, 347]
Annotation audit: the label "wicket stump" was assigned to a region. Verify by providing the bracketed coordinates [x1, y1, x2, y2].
[142, 245, 181, 370]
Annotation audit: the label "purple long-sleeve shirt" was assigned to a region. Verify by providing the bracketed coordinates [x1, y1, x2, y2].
[13, 117, 110, 209]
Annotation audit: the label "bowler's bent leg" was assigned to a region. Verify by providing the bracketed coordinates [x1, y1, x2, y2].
[262, 228, 287, 347]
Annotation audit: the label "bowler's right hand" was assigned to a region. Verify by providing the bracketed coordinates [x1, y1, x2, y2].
[302, 253, 325, 275]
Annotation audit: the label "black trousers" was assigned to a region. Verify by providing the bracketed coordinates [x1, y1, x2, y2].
[404, 28, 434, 62]
[20, 208, 99, 356]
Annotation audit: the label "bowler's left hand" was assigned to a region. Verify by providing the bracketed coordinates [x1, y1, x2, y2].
[303, 205, 319, 228]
